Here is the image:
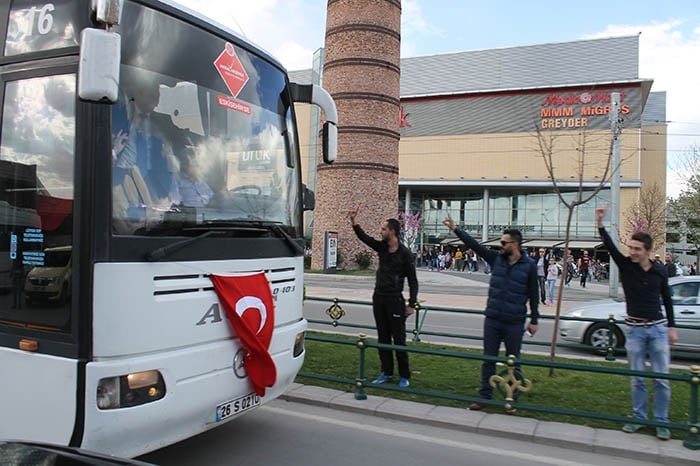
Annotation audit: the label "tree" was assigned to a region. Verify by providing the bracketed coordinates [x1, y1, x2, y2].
[536, 127, 616, 375]
[399, 211, 423, 252]
[669, 145, 700, 260]
[623, 181, 665, 247]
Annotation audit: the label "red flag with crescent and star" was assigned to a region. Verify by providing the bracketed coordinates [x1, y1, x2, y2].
[210, 272, 276, 396]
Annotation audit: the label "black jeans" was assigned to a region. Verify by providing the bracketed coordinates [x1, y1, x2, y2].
[372, 293, 410, 379]
[480, 317, 524, 399]
[580, 267, 589, 287]
[537, 275, 547, 303]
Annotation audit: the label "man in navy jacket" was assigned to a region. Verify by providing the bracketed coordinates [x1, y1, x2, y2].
[443, 214, 539, 413]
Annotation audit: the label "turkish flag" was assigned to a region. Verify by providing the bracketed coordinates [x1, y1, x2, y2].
[210, 273, 277, 396]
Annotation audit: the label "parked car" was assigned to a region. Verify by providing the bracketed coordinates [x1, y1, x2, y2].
[559, 276, 700, 352]
[23, 245, 72, 305]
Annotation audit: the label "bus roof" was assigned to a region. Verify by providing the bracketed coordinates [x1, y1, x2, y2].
[140, 0, 287, 74]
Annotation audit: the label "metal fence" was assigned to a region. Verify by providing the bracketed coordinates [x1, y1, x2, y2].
[301, 295, 700, 450]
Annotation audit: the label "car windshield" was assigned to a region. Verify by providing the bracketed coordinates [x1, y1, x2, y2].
[44, 250, 71, 268]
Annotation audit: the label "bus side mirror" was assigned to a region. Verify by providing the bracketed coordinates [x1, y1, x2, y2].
[78, 28, 121, 102]
[302, 185, 315, 211]
[322, 121, 337, 164]
[289, 83, 338, 164]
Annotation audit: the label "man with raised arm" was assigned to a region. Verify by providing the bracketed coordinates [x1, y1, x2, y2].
[349, 209, 418, 388]
[442, 214, 538, 414]
[596, 207, 676, 440]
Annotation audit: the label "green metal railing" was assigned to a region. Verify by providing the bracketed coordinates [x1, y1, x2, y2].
[303, 295, 700, 450]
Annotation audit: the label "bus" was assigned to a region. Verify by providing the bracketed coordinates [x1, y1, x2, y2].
[0, 0, 337, 458]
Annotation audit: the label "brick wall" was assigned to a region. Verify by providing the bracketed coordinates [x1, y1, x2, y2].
[311, 0, 402, 270]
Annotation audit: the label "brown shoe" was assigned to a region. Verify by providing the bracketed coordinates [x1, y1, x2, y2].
[468, 402, 484, 410]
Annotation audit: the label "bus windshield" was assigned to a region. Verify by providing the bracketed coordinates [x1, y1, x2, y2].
[112, 2, 301, 237]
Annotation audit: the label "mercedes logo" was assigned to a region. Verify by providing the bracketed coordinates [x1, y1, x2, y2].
[233, 347, 248, 379]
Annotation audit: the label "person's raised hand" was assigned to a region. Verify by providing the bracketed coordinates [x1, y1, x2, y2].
[595, 207, 608, 228]
[349, 208, 358, 225]
[442, 213, 456, 231]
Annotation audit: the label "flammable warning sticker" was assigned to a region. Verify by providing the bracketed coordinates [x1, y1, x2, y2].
[214, 42, 249, 98]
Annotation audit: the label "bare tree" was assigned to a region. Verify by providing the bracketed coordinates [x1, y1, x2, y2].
[668, 145, 700, 262]
[536, 128, 617, 375]
[671, 144, 700, 187]
[623, 181, 666, 247]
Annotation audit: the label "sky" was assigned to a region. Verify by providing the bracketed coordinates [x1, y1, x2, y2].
[173, 0, 700, 198]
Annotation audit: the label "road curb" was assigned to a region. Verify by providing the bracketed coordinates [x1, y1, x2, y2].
[281, 383, 699, 466]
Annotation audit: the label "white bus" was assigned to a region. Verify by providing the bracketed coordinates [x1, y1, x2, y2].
[0, 0, 337, 458]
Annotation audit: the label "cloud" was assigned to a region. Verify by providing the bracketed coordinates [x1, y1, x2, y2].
[172, 0, 323, 70]
[401, 0, 444, 57]
[584, 21, 700, 197]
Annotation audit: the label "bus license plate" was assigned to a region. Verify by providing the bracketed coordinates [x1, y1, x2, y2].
[216, 393, 260, 422]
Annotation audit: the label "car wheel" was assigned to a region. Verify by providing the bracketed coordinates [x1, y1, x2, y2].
[584, 322, 625, 353]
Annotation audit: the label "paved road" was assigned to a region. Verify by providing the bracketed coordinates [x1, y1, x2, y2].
[138, 397, 690, 466]
[304, 268, 617, 358]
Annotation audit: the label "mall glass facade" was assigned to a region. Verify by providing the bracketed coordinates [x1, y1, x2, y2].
[402, 188, 611, 247]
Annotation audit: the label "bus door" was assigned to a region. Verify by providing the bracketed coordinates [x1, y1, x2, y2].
[0, 69, 78, 444]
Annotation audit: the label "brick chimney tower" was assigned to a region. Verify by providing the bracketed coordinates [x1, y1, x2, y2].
[311, 0, 402, 270]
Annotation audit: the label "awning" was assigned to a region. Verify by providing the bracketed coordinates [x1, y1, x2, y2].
[440, 237, 463, 246]
[522, 239, 561, 248]
[562, 240, 603, 250]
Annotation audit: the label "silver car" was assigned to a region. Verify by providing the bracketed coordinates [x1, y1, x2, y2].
[559, 276, 700, 352]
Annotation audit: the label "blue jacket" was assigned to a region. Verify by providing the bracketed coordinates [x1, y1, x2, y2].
[452, 228, 539, 324]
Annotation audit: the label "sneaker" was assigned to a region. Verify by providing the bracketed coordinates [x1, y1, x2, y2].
[505, 407, 517, 415]
[622, 423, 643, 433]
[399, 377, 410, 388]
[656, 427, 671, 440]
[468, 402, 484, 410]
[371, 373, 393, 384]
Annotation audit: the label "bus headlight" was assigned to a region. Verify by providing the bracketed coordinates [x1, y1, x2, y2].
[97, 370, 166, 409]
[293, 331, 305, 358]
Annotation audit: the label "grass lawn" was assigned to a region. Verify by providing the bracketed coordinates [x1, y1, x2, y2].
[298, 332, 699, 440]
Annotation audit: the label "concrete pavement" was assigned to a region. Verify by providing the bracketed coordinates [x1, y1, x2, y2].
[293, 269, 700, 465]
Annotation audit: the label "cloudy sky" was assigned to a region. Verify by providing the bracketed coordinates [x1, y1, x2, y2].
[173, 0, 700, 197]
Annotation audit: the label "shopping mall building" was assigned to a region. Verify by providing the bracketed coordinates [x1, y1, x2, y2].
[291, 35, 667, 254]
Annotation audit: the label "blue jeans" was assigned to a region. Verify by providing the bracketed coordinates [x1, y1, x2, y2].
[625, 324, 671, 422]
[547, 279, 556, 302]
[479, 317, 524, 399]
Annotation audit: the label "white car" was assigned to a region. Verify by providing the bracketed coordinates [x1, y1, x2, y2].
[559, 276, 700, 352]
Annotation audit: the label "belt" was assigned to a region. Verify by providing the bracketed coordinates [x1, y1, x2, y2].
[624, 316, 667, 327]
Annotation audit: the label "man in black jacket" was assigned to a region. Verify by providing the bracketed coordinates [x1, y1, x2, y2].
[664, 254, 678, 278]
[596, 207, 676, 440]
[350, 209, 418, 388]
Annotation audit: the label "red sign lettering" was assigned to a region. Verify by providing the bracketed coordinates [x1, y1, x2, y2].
[541, 91, 627, 107]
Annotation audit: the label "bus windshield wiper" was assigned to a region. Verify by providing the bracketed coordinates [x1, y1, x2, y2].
[143, 220, 303, 261]
[201, 219, 304, 255]
[145, 230, 220, 262]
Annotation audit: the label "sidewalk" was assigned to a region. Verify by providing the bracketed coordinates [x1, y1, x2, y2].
[282, 383, 699, 465]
